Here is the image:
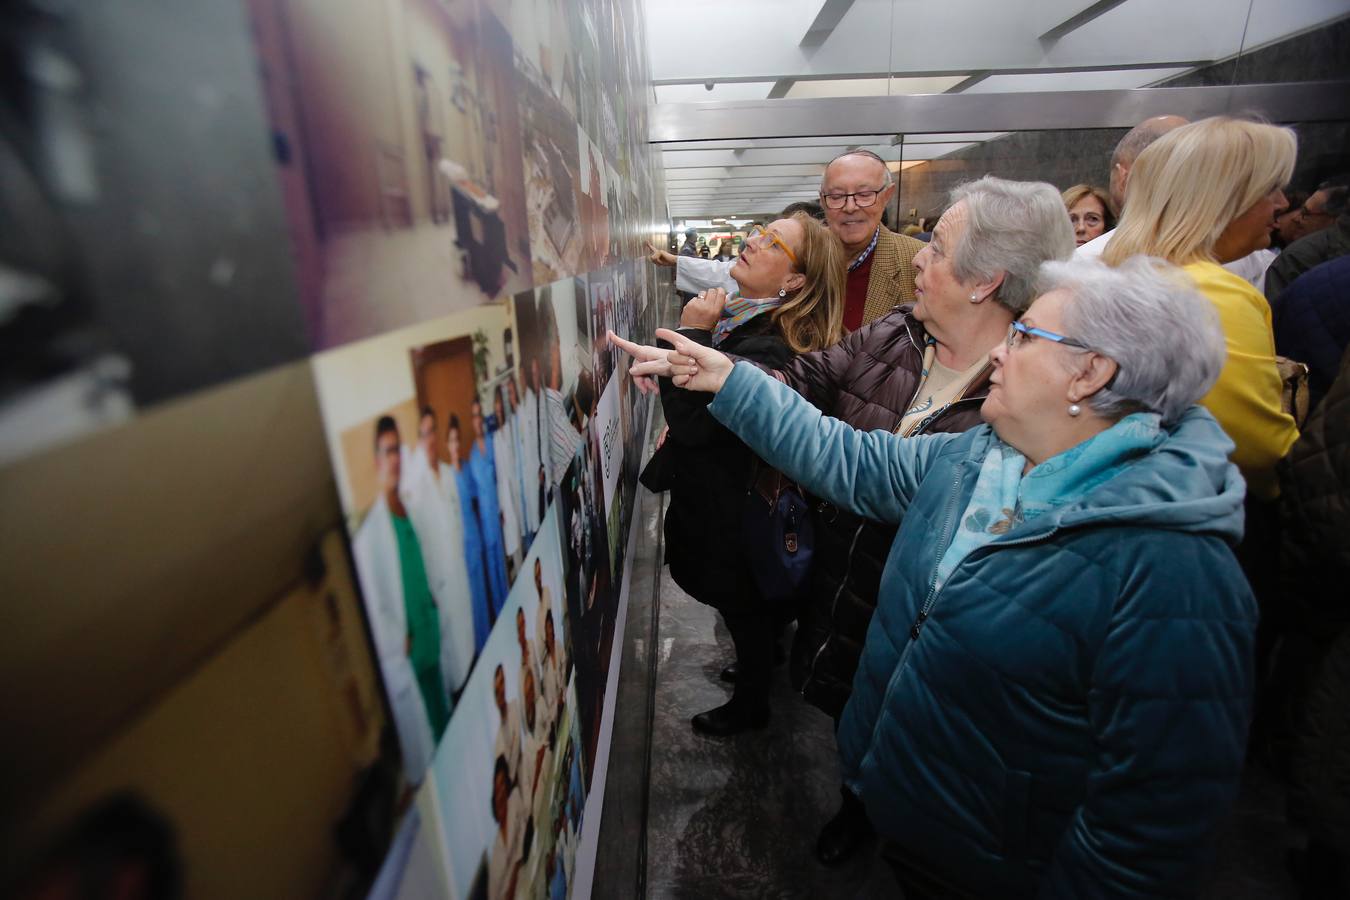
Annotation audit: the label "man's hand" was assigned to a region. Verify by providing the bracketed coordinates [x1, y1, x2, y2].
[656, 328, 734, 394]
[646, 240, 676, 267]
[680, 288, 727, 329]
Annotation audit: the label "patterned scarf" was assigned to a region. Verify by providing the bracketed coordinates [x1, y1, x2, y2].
[848, 227, 880, 272]
[931, 412, 1165, 594]
[711, 292, 782, 346]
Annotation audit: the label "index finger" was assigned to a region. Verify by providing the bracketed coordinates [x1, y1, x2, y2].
[654, 327, 704, 358]
[608, 330, 650, 359]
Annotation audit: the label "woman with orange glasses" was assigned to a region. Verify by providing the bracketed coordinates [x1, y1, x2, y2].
[623, 211, 845, 735]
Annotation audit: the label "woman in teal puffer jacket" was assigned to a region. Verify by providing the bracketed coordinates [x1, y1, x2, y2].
[617, 256, 1258, 898]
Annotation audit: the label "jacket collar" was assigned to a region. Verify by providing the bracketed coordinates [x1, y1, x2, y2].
[894, 305, 995, 402]
[862, 225, 922, 325]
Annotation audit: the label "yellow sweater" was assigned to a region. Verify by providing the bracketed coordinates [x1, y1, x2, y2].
[1184, 260, 1298, 499]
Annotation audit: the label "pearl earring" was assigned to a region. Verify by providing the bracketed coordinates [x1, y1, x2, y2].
[778, 288, 787, 298]
[969, 293, 979, 303]
[1068, 403, 1082, 417]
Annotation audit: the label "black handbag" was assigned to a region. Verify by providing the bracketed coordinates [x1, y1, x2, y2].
[742, 459, 815, 606]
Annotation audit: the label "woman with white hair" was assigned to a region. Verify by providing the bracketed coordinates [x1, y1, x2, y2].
[617, 256, 1257, 897]
[625, 175, 1076, 864]
[1103, 116, 1299, 500]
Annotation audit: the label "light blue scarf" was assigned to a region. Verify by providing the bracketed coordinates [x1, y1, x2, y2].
[932, 413, 1165, 594]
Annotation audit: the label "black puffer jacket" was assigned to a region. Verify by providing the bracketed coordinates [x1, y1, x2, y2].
[641, 317, 795, 614]
[770, 305, 990, 719]
[1280, 344, 1350, 855]
[1280, 342, 1350, 631]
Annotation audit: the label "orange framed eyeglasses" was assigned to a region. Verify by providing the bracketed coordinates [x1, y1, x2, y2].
[746, 225, 799, 268]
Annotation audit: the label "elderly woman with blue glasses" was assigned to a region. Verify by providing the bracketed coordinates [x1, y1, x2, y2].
[616, 256, 1257, 898]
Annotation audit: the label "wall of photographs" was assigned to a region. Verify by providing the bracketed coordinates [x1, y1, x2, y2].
[246, 0, 670, 897]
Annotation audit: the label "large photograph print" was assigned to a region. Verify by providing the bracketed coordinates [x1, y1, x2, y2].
[247, 0, 532, 349]
[260, 0, 668, 895]
[316, 305, 516, 785]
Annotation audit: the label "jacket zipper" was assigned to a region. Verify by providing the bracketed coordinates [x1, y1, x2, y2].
[854, 517, 1062, 788]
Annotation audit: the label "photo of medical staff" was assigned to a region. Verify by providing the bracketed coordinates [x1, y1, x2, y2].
[426, 503, 582, 900]
[588, 269, 616, 401]
[490, 378, 526, 570]
[513, 278, 593, 494]
[409, 337, 515, 656]
[556, 436, 614, 786]
[404, 405, 479, 700]
[351, 415, 450, 786]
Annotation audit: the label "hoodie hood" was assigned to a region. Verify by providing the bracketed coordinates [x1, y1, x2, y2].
[1000, 405, 1247, 544]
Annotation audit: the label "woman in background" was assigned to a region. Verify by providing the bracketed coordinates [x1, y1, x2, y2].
[1103, 115, 1298, 500]
[1060, 183, 1115, 247]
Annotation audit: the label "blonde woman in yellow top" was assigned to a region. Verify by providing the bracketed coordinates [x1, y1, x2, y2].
[1103, 116, 1297, 499]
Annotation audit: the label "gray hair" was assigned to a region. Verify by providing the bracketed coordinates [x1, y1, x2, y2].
[824, 149, 893, 187]
[948, 176, 1075, 314]
[1042, 256, 1226, 425]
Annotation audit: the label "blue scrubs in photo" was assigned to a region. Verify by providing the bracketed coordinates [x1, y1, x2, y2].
[455, 463, 493, 651]
[469, 433, 511, 622]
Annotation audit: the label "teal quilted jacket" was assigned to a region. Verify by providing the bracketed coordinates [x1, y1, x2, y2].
[708, 362, 1257, 898]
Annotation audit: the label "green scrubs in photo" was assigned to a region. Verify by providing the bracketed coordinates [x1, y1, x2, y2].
[393, 514, 451, 738]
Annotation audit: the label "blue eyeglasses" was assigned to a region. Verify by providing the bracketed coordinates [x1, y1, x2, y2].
[1005, 320, 1092, 351]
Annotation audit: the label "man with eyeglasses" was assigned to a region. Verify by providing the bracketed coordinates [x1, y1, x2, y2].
[1265, 177, 1350, 302]
[648, 150, 924, 329]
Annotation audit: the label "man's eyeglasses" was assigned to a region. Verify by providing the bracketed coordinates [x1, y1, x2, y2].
[1006, 320, 1092, 352]
[1296, 204, 1334, 223]
[820, 185, 887, 210]
[746, 225, 799, 267]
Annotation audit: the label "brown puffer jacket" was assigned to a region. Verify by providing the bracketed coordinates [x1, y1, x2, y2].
[770, 305, 991, 719]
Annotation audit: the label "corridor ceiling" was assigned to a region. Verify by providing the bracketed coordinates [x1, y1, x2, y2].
[645, 0, 1349, 219]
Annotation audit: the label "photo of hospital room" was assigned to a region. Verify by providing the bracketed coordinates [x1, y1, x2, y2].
[247, 0, 533, 348]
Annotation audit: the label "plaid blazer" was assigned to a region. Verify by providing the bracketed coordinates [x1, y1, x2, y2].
[861, 225, 925, 326]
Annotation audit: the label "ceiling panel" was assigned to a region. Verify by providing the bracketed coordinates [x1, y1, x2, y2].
[662, 146, 861, 167]
[964, 67, 1190, 93]
[784, 75, 968, 99]
[654, 81, 776, 104]
[646, 0, 1347, 220]
[665, 164, 827, 180]
[657, 134, 895, 150]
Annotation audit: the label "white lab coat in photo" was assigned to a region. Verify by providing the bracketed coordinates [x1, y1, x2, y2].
[517, 386, 545, 532]
[493, 416, 524, 557]
[402, 452, 477, 696]
[352, 494, 436, 783]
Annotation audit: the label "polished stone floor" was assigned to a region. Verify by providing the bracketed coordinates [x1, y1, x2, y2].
[642, 553, 1303, 900]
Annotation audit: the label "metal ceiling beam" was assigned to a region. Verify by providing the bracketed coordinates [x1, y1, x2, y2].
[1040, 0, 1130, 45]
[945, 72, 991, 94]
[651, 60, 1209, 87]
[800, 0, 857, 48]
[650, 80, 1350, 142]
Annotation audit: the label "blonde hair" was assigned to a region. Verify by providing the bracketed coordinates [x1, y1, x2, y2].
[1102, 117, 1296, 266]
[1061, 183, 1117, 226]
[771, 212, 846, 353]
